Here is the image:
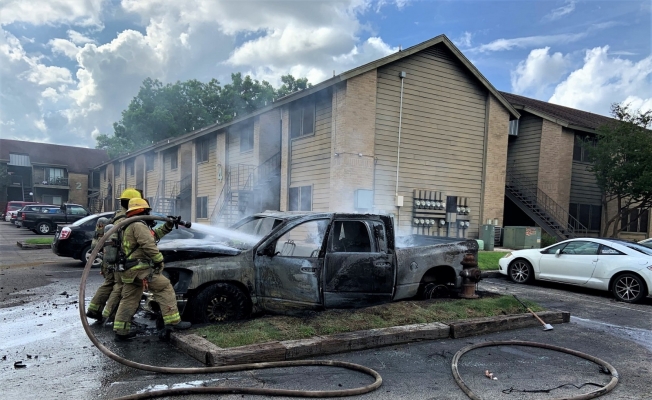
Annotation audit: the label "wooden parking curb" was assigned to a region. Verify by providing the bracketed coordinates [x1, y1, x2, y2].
[16, 241, 51, 249]
[172, 313, 569, 366]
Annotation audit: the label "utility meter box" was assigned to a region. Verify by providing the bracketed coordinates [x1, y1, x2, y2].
[480, 224, 495, 251]
[354, 189, 374, 210]
[503, 226, 541, 250]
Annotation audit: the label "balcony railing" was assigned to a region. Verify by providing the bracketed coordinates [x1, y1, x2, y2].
[35, 177, 69, 186]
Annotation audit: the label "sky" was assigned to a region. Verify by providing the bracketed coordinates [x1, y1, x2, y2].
[0, 0, 650, 149]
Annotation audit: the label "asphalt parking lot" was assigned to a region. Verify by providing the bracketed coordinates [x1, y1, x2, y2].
[1, 221, 651, 399]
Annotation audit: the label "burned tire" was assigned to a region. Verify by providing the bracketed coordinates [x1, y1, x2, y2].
[37, 222, 52, 235]
[612, 273, 647, 303]
[508, 259, 533, 284]
[193, 283, 250, 324]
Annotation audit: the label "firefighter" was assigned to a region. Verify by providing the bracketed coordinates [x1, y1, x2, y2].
[113, 198, 191, 341]
[86, 188, 142, 322]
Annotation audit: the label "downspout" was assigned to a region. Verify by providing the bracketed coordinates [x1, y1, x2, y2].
[395, 71, 406, 229]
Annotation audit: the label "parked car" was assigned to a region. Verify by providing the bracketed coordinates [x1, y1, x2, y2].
[23, 203, 90, 234]
[639, 238, 652, 249]
[16, 204, 59, 228]
[52, 212, 113, 267]
[4, 201, 38, 223]
[151, 211, 479, 324]
[499, 238, 652, 303]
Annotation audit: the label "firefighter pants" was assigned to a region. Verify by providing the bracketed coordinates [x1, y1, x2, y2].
[113, 267, 181, 335]
[102, 270, 123, 319]
[87, 264, 114, 315]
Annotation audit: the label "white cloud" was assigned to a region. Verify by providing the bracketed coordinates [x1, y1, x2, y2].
[543, 1, 576, 22]
[34, 118, 47, 132]
[0, 0, 104, 27]
[549, 46, 652, 115]
[511, 47, 571, 96]
[474, 32, 587, 53]
[68, 30, 95, 45]
[49, 38, 81, 59]
[453, 32, 472, 48]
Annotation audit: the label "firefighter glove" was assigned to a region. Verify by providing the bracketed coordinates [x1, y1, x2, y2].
[167, 215, 181, 229]
[153, 261, 164, 272]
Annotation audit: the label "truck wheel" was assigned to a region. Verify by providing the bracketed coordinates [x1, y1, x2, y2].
[80, 245, 103, 268]
[37, 222, 52, 235]
[193, 283, 250, 324]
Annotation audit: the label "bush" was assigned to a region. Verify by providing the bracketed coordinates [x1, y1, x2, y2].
[541, 233, 558, 248]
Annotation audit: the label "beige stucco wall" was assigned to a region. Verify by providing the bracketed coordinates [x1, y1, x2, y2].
[481, 94, 510, 226]
[329, 72, 377, 212]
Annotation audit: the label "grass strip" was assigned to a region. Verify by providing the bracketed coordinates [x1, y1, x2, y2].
[195, 295, 542, 348]
[24, 237, 54, 245]
[477, 251, 508, 270]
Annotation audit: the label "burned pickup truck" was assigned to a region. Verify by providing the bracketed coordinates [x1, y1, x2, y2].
[156, 212, 479, 324]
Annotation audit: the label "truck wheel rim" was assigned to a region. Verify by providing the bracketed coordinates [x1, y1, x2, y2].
[207, 295, 233, 322]
[39, 225, 49, 233]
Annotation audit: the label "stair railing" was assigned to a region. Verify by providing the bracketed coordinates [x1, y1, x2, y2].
[209, 171, 233, 226]
[506, 169, 588, 238]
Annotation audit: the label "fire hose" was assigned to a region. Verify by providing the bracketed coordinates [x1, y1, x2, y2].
[79, 215, 382, 400]
[80, 215, 619, 400]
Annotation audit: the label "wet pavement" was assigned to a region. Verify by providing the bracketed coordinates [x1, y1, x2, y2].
[1, 221, 651, 399]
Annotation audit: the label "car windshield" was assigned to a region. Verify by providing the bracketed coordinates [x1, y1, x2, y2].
[8, 205, 22, 211]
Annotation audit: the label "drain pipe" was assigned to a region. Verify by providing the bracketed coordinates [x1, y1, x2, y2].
[395, 71, 406, 228]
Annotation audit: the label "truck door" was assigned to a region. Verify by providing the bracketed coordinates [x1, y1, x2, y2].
[254, 218, 329, 313]
[323, 219, 395, 308]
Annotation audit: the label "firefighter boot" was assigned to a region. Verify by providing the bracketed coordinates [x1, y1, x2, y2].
[158, 321, 192, 342]
[114, 331, 138, 342]
[86, 310, 104, 323]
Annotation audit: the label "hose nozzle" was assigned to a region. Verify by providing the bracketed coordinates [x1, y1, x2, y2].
[179, 220, 192, 229]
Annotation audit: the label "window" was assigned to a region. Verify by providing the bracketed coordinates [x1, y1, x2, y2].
[621, 207, 649, 233]
[127, 161, 134, 176]
[197, 139, 210, 163]
[45, 168, 65, 185]
[331, 221, 372, 253]
[146, 154, 155, 171]
[170, 151, 178, 170]
[288, 185, 312, 211]
[240, 127, 253, 152]
[599, 246, 624, 255]
[43, 195, 62, 205]
[289, 100, 315, 139]
[196, 196, 208, 219]
[573, 134, 596, 162]
[66, 205, 88, 215]
[274, 219, 329, 257]
[114, 163, 121, 177]
[569, 203, 601, 231]
[560, 241, 599, 255]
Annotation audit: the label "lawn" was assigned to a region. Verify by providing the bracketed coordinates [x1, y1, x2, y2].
[477, 251, 508, 271]
[24, 237, 54, 245]
[195, 295, 541, 348]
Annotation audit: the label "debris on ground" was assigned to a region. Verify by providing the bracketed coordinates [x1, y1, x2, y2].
[485, 370, 498, 380]
[14, 361, 26, 369]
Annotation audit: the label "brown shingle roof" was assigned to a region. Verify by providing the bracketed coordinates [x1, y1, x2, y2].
[0, 139, 110, 173]
[500, 92, 614, 131]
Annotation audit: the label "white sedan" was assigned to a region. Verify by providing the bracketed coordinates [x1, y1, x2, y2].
[499, 238, 652, 303]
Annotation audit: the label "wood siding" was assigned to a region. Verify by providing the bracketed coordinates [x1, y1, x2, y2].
[163, 148, 180, 184]
[506, 114, 541, 183]
[570, 161, 601, 205]
[227, 124, 255, 185]
[196, 135, 218, 218]
[290, 94, 332, 212]
[146, 157, 158, 200]
[373, 44, 486, 237]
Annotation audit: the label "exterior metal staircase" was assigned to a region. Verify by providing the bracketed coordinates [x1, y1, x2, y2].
[152, 180, 179, 215]
[210, 152, 281, 227]
[505, 169, 587, 240]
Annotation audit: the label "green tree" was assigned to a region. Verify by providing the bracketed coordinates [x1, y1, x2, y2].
[96, 74, 310, 158]
[586, 103, 652, 237]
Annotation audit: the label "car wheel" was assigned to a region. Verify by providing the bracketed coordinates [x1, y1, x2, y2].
[508, 259, 533, 284]
[612, 273, 647, 303]
[193, 283, 250, 324]
[80, 245, 103, 268]
[36, 222, 53, 234]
